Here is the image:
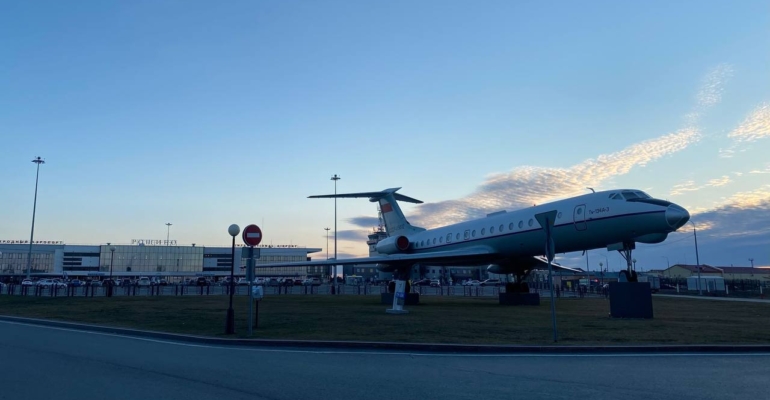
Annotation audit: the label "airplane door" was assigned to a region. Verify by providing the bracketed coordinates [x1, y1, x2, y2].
[573, 204, 587, 231]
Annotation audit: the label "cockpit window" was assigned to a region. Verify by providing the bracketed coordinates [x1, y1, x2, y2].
[610, 193, 623, 200]
[621, 191, 640, 200]
[635, 191, 651, 199]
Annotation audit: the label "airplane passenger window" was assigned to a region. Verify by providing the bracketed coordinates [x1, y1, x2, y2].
[528, 219, 533, 227]
[499, 224, 504, 232]
[456, 233, 460, 240]
[490, 226, 494, 233]
[433, 238, 436, 244]
[439, 237, 443, 243]
[577, 208, 582, 215]
[446, 234, 452, 243]
[518, 221, 523, 229]
[481, 228, 486, 235]
[472, 230, 476, 237]
[509, 223, 514, 230]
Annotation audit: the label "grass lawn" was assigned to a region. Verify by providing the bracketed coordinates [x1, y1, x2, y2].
[0, 294, 768, 345]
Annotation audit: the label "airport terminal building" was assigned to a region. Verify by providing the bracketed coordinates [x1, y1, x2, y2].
[0, 240, 322, 280]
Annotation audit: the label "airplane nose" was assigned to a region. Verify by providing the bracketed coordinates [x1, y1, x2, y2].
[665, 204, 690, 230]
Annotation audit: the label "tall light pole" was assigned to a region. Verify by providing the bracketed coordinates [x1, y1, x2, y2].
[749, 258, 754, 268]
[108, 246, 115, 297]
[661, 256, 670, 269]
[225, 224, 240, 334]
[324, 227, 330, 260]
[689, 221, 701, 295]
[599, 262, 604, 285]
[600, 254, 609, 282]
[331, 174, 340, 281]
[26, 157, 46, 279]
[165, 223, 172, 245]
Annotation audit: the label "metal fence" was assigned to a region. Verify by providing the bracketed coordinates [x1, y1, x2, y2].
[0, 283, 607, 299]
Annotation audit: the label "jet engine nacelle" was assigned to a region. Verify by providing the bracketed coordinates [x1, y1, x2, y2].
[375, 235, 410, 254]
[634, 233, 668, 244]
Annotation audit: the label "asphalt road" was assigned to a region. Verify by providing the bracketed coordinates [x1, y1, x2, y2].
[1, 321, 768, 400]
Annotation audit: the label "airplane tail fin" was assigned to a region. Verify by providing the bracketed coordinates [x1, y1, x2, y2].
[308, 187, 426, 236]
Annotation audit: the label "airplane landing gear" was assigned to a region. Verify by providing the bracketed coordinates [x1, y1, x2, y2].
[617, 242, 638, 282]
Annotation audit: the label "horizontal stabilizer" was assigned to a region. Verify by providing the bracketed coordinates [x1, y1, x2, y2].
[308, 187, 423, 204]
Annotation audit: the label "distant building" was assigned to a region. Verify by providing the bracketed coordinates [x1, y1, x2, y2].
[660, 264, 770, 281]
[0, 241, 320, 280]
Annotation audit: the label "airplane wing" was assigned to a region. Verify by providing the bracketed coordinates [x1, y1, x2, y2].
[531, 256, 582, 273]
[254, 246, 496, 269]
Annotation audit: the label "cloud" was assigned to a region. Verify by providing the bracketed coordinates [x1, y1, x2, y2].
[669, 175, 731, 196]
[410, 128, 700, 228]
[727, 103, 770, 143]
[720, 103, 770, 158]
[346, 216, 380, 228]
[696, 64, 733, 108]
[688, 185, 770, 235]
[334, 230, 371, 243]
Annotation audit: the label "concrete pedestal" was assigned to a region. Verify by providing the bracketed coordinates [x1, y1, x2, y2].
[381, 292, 420, 305]
[498, 292, 540, 306]
[609, 282, 654, 319]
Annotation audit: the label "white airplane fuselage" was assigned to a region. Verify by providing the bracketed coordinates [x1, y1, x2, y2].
[384, 189, 689, 263]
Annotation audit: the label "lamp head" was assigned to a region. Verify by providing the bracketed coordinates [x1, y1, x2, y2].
[228, 224, 240, 237]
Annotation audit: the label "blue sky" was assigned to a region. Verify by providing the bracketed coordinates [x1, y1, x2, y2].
[1, 0, 769, 269]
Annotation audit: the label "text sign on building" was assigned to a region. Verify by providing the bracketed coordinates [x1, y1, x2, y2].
[0, 240, 63, 245]
[131, 239, 178, 246]
[242, 224, 263, 247]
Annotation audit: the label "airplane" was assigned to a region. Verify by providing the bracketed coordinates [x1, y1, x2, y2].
[255, 187, 690, 286]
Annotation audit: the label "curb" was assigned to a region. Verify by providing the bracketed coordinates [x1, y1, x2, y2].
[2, 315, 769, 354]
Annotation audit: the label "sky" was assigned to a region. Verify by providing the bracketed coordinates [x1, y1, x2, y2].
[1, 0, 769, 270]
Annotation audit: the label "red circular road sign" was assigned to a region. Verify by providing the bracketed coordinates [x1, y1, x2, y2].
[242, 224, 263, 247]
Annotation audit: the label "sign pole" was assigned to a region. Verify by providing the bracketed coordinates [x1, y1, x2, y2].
[247, 245, 254, 336]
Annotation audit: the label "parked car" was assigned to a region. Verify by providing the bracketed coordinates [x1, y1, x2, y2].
[303, 278, 321, 286]
[463, 280, 481, 286]
[137, 277, 151, 286]
[37, 279, 66, 288]
[21, 279, 35, 286]
[89, 280, 103, 287]
[429, 279, 441, 287]
[293, 279, 304, 286]
[480, 279, 502, 287]
[414, 279, 432, 286]
[159, 279, 168, 286]
[69, 279, 84, 287]
[237, 278, 251, 286]
[196, 277, 211, 286]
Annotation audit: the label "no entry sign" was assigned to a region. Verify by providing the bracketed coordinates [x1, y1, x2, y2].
[242, 224, 263, 247]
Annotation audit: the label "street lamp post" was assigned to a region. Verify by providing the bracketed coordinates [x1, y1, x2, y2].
[324, 227, 330, 260]
[225, 224, 240, 334]
[166, 223, 172, 245]
[633, 258, 637, 272]
[26, 156, 45, 279]
[689, 221, 701, 295]
[661, 256, 670, 269]
[331, 174, 340, 283]
[749, 258, 754, 268]
[599, 262, 604, 285]
[108, 246, 115, 297]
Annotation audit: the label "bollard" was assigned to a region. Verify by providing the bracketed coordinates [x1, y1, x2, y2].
[200, 285, 204, 296]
